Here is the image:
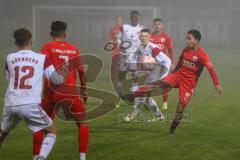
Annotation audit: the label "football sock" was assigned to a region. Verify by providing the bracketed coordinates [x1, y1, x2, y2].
[170, 113, 183, 132]
[162, 88, 169, 102]
[146, 98, 161, 115]
[78, 125, 90, 154]
[39, 133, 56, 159]
[33, 131, 44, 156]
[80, 152, 86, 160]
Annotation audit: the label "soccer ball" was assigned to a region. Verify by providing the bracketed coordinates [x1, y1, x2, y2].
[139, 56, 156, 70]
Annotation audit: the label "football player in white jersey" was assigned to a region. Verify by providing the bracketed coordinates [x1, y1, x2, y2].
[117, 10, 144, 96]
[0, 28, 64, 160]
[124, 28, 171, 122]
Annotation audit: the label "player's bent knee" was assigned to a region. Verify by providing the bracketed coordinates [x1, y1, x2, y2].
[43, 124, 57, 135]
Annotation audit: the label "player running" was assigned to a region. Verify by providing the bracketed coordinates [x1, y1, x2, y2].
[124, 28, 171, 122]
[0, 28, 64, 160]
[135, 30, 222, 133]
[150, 18, 174, 110]
[32, 21, 89, 160]
[117, 10, 144, 95]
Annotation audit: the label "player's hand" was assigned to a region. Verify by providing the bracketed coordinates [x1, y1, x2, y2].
[215, 84, 222, 95]
[80, 89, 88, 104]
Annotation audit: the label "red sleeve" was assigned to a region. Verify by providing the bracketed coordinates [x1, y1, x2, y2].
[152, 47, 161, 58]
[200, 51, 219, 85]
[44, 56, 53, 69]
[173, 51, 184, 72]
[108, 28, 114, 41]
[76, 50, 86, 90]
[166, 36, 174, 63]
[5, 62, 9, 71]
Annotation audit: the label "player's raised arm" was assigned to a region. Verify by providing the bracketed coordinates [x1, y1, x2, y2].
[43, 56, 64, 84]
[201, 51, 222, 95]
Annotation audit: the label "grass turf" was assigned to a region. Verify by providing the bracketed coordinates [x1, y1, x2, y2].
[0, 48, 239, 160]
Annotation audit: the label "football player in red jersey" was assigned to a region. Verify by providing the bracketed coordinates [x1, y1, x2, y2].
[32, 21, 89, 160]
[150, 18, 174, 110]
[135, 30, 222, 133]
[109, 16, 123, 78]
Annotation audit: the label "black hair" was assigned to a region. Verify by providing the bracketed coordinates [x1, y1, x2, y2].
[140, 28, 151, 34]
[13, 28, 32, 47]
[188, 29, 201, 42]
[153, 18, 163, 22]
[50, 21, 67, 37]
[130, 10, 140, 16]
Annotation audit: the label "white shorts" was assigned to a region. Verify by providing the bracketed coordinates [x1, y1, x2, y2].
[119, 52, 138, 71]
[1, 104, 52, 133]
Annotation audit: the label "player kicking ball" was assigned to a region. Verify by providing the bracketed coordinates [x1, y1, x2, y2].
[134, 29, 222, 133]
[124, 28, 171, 122]
[0, 28, 64, 160]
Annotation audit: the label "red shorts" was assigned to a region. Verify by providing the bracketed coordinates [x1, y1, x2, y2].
[41, 93, 87, 122]
[163, 72, 195, 106]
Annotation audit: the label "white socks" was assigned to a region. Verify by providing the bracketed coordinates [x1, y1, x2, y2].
[80, 153, 86, 160]
[39, 133, 56, 159]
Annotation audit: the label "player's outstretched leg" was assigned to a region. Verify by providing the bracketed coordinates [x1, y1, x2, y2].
[36, 125, 56, 160]
[76, 122, 90, 160]
[170, 100, 185, 134]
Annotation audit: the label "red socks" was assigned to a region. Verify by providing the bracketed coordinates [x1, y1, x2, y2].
[78, 125, 90, 153]
[163, 88, 169, 102]
[33, 130, 44, 155]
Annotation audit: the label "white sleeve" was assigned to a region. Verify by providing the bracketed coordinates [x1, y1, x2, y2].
[155, 52, 171, 78]
[117, 26, 123, 45]
[5, 70, 10, 81]
[44, 65, 55, 79]
[44, 66, 64, 84]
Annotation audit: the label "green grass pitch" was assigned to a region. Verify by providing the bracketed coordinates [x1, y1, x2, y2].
[0, 48, 240, 160]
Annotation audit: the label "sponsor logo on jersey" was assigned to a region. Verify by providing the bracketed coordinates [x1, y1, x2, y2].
[192, 56, 198, 62]
[182, 59, 196, 68]
[161, 38, 166, 43]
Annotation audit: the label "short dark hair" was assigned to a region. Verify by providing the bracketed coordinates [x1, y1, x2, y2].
[140, 28, 151, 34]
[130, 10, 140, 16]
[188, 29, 201, 42]
[13, 28, 32, 47]
[153, 18, 163, 22]
[50, 21, 67, 37]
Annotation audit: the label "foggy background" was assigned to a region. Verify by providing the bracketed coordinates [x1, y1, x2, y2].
[0, 0, 239, 51]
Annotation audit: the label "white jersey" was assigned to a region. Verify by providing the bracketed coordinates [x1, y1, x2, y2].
[4, 50, 55, 107]
[118, 24, 144, 53]
[138, 42, 171, 68]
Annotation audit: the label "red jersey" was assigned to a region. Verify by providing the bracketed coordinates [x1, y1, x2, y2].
[41, 41, 85, 94]
[150, 32, 174, 63]
[175, 47, 219, 87]
[109, 25, 121, 44]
